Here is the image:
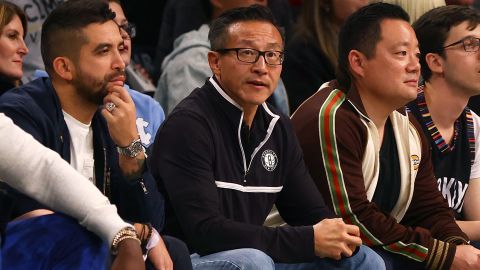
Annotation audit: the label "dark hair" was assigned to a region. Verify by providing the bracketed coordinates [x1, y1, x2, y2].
[336, 3, 410, 90]
[41, 0, 116, 73]
[208, 4, 284, 51]
[0, 1, 27, 37]
[414, 5, 480, 81]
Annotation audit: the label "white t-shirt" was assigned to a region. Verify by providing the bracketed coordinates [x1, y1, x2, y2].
[63, 111, 95, 184]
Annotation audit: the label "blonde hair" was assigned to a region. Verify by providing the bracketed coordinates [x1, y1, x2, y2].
[296, 0, 339, 68]
[371, 0, 446, 22]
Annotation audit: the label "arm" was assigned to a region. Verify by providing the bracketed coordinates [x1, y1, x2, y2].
[0, 113, 131, 246]
[403, 117, 468, 244]
[462, 114, 480, 223]
[0, 113, 145, 269]
[275, 119, 336, 226]
[101, 85, 165, 229]
[455, 111, 480, 241]
[456, 220, 480, 241]
[458, 142, 480, 240]
[151, 111, 318, 263]
[101, 85, 145, 179]
[275, 120, 362, 260]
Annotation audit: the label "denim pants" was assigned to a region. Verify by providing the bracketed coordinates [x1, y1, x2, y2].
[191, 245, 385, 270]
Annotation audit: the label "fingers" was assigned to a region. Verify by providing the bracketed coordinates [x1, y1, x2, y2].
[102, 91, 136, 124]
[104, 93, 128, 110]
[107, 85, 133, 104]
[101, 107, 115, 122]
[345, 223, 360, 236]
[340, 243, 354, 258]
[344, 233, 362, 247]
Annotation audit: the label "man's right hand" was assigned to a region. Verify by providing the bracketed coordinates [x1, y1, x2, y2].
[313, 218, 362, 260]
[451, 245, 480, 270]
[111, 238, 145, 270]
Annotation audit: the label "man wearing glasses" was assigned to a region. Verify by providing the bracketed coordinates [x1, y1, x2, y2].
[409, 6, 480, 244]
[155, 0, 290, 117]
[150, 4, 383, 270]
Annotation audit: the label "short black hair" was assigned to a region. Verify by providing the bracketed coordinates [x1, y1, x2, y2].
[208, 4, 284, 51]
[414, 5, 480, 81]
[41, 0, 116, 73]
[336, 3, 410, 90]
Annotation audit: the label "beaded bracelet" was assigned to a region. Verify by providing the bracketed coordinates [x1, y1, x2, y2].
[138, 223, 153, 254]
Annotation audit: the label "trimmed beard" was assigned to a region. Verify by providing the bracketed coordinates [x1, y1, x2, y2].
[73, 68, 126, 105]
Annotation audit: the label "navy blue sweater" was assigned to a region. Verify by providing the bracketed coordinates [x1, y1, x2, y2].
[0, 77, 164, 230]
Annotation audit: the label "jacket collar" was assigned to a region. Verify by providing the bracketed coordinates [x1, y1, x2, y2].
[330, 80, 407, 121]
[207, 76, 280, 173]
[208, 76, 280, 125]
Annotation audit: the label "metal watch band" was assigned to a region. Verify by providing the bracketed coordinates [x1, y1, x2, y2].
[117, 138, 144, 158]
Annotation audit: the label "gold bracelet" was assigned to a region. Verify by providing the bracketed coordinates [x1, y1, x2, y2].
[111, 226, 140, 255]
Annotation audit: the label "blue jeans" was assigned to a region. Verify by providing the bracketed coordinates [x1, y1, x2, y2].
[191, 249, 274, 270]
[372, 247, 423, 270]
[191, 245, 385, 270]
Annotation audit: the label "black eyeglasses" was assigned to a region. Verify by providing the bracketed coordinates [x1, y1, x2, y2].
[119, 22, 136, 39]
[215, 48, 284, 65]
[443, 36, 480, 52]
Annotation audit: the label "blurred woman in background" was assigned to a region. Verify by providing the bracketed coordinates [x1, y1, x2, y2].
[0, 1, 28, 96]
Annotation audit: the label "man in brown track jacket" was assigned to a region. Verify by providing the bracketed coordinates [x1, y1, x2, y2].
[292, 3, 480, 270]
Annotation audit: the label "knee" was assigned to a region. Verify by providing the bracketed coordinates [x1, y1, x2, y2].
[235, 249, 274, 270]
[192, 248, 274, 270]
[356, 245, 386, 270]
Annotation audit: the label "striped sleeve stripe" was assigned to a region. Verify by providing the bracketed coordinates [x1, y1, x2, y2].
[383, 241, 428, 262]
[426, 239, 449, 270]
[318, 90, 428, 260]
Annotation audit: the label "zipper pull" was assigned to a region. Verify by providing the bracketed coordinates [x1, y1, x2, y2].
[140, 180, 148, 194]
[105, 168, 111, 198]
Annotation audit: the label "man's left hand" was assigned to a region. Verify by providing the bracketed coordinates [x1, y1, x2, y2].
[148, 236, 173, 270]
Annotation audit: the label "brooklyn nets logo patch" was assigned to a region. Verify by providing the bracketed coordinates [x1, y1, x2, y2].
[261, 149, 278, 172]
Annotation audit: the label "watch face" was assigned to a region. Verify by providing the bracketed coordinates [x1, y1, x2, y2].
[118, 139, 144, 158]
[131, 141, 143, 155]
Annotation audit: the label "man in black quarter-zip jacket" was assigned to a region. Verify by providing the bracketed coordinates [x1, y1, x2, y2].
[150, 4, 385, 270]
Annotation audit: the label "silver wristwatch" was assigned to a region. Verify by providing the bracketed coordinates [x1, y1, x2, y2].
[117, 138, 144, 158]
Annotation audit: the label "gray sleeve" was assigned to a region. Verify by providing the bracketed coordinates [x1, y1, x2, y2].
[155, 45, 211, 114]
